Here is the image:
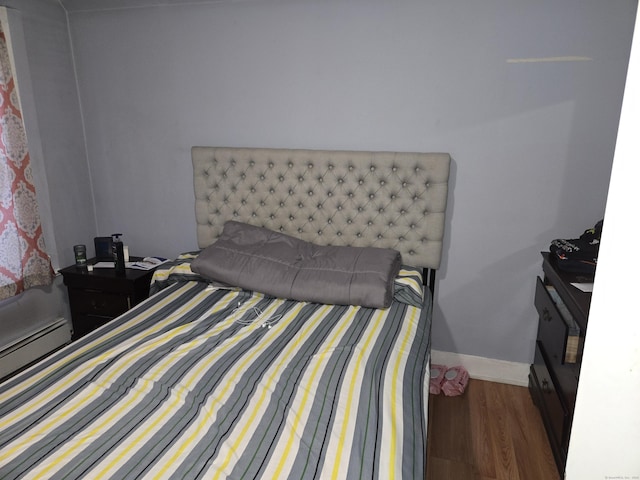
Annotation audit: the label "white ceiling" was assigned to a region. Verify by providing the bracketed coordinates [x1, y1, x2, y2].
[59, 0, 256, 13]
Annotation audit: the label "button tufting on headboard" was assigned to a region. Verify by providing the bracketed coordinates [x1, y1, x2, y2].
[192, 147, 451, 269]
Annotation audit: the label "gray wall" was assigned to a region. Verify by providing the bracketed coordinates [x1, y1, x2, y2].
[3, 0, 635, 365]
[65, 0, 635, 364]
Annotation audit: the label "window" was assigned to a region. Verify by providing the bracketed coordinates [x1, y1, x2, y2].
[0, 20, 53, 301]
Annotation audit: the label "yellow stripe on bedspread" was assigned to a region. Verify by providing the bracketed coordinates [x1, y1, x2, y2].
[0, 280, 430, 480]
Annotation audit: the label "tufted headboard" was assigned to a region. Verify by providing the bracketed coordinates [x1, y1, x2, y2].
[192, 147, 451, 270]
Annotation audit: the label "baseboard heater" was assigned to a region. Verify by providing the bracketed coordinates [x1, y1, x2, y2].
[0, 317, 72, 381]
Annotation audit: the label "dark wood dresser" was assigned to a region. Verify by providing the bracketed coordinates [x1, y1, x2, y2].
[60, 258, 156, 340]
[529, 252, 592, 475]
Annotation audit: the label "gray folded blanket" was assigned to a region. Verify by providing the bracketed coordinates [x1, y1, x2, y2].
[191, 221, 402, 308]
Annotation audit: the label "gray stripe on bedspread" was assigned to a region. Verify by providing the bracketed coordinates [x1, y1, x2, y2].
[0, 283, 227, 479]
[231, 305, 369, 480]
[0, 282, 205, 405]
[116, 298, 313, 479]
[58, 290, 252, 479]
[345, 302, 405, 480]
[0, 282, 432, 480]
[402, 294, 432, 479]
[0, 283, 210, 433]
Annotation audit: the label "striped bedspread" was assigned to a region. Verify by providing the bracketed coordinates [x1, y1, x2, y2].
[0, 272, 431, 479]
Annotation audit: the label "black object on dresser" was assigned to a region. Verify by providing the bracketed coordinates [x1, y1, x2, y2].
[529, 252, 592, 475]
[60, 258, 156, 340]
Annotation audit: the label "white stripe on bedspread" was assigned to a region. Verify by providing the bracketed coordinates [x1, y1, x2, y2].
[0, 280, 431, 480]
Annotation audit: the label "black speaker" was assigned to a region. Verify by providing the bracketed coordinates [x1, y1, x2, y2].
[94, 236, 113, 261]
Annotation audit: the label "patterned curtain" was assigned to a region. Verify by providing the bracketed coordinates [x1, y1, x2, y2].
[0, 24, 53, 301]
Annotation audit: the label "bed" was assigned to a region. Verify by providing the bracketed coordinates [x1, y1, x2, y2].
[0, 147, 450, 479]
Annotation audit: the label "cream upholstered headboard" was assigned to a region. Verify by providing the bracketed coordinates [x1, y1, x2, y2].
[192, 147, 450, 270]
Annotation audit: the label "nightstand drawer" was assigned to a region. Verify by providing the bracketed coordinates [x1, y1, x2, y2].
[68, 289, 130, 318]
[531, 341, 569, 455]
[535, 276, 571, 365]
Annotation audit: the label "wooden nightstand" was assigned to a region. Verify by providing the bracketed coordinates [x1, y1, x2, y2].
[60, 257, 156, 340]
[529, 252, 592, 475]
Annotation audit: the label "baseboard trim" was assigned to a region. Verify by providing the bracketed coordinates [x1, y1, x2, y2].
[431, 350, 530, 387]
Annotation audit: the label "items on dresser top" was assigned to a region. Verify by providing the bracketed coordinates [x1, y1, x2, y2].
[73, 244, 87, 267]
[529, 252, 592, 476]
[93, 236, 113, 261]
[549, 220, 603, 275]
[92, 256, 168, 270]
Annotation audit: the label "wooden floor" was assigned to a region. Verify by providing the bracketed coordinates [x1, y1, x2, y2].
[427, 379, 560, 480]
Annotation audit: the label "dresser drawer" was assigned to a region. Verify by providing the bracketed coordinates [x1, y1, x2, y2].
[531, 253, 591, 477]
[531, 341, 569, 457]
[68, 288, 130, 318]
[535, 277, 571, 365]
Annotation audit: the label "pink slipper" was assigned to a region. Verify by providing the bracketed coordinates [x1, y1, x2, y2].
[429, 364, 448, 395]
[441, 366, 469, 397]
